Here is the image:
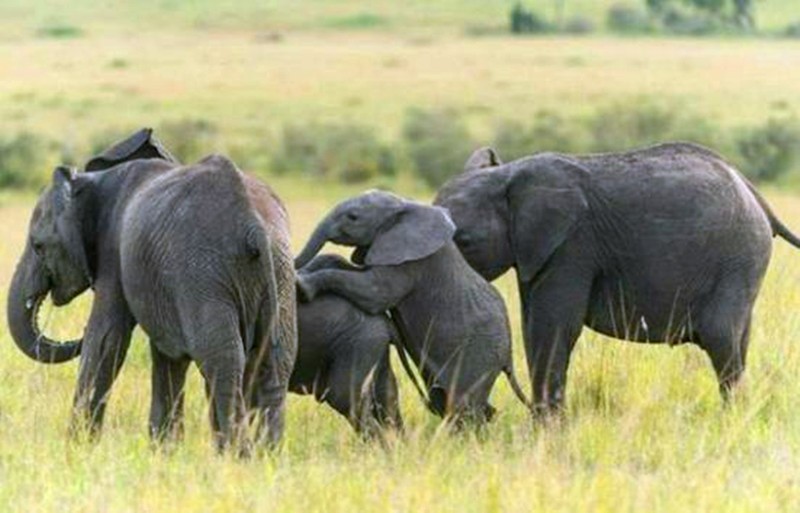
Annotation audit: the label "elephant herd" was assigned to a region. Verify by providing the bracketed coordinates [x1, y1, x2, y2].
[6, 128, 800, 454]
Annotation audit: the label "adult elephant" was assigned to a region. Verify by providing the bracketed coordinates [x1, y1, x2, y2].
[6, 130, 297, 450]
[435, 142, 800, 414]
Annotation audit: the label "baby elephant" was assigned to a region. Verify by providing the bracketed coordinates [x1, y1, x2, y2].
[291, 254, 403, 436]
[294, 191, 529, 425]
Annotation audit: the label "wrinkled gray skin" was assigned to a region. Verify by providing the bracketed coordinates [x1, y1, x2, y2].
[6, 130, 297, 452]
[435, 142, 800, 414]
[294, 191, 529, 424]
[292, 254, 402, 436]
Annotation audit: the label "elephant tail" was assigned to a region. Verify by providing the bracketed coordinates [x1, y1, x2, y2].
[742, 176, 800, 249]
[385, 312, 431, 410]
[503, 364, 532, 410]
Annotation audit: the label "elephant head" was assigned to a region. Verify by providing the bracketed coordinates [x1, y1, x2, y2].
[294, 190, 455, 268]
[6, 129, 174, 363]
[435, 147, 588, 283]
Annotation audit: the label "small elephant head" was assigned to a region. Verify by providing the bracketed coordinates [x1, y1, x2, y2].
[435, 147, 589, 283]
[434, 147, 514, 280]
[6, 128, 175, 363]
[294, 190, 456, 268]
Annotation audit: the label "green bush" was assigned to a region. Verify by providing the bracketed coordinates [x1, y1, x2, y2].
[660, 6, 721, 35]
[607, 4, 652, 33]
[403, 108, 474, 188]
[494, 111, 581, 160]
[158, 119, 220, 163]
[563, 16, 596, 35]
[272, 122, 395, 184]
[587, 102, 679, 152]
[785, 22, 800, 39]
[509, 3, 551, 34]
[735, 117, 800, 183]
[36, 23, 84, 39]
[0, 133, 52, 190]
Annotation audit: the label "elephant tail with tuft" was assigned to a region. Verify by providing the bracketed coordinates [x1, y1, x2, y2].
[743, 178, 800, 249]
[503, 364, 532, 411]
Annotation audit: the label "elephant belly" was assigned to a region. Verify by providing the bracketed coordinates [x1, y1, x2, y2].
[585, 276, 694, 344]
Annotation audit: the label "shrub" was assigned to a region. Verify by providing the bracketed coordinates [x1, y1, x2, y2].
[403, 108, 474, 188]
[587, 102, 678, 152]
[785, 22, 800, 39]
[272, 122, 395, 184]
[660, 6, 721, 35]
[494, 111, 581, 160]
[735, 117, 800, 183]
[510, 3, 551, 34]
[563, 16, 596, 35]
[158, 119, 220, 163]
[607, 4, 652, 33]
[0, 133, 51, 189]
[36, 23, 84, 39]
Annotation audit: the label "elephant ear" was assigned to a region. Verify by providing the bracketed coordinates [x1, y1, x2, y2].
[508, 155, 589, 283]
[464, 146, 503, 172]
[84, 128, 178, 171]
[365, 204, 456, 266]
[52, 166, 92, 282]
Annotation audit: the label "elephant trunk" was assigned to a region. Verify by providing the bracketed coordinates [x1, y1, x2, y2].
[6, 245, 82, 363]
[294, 218, 333, 269]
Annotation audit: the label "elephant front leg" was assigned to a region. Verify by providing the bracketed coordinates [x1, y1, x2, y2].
[149, 346, 190, 445]
[70, 287, 135, 439]
[520, 270, 590, 418]
[297, 267, 414, 315]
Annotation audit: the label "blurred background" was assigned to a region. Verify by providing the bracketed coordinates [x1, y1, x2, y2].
[0, 0, 799, 193]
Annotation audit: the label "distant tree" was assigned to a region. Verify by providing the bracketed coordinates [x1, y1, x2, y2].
[732, 0, 755, 30]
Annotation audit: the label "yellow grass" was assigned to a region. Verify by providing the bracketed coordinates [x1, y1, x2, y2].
[3, 4, 800, 510]
[2, 33, 800, 148]
[2, 181, 800, 511]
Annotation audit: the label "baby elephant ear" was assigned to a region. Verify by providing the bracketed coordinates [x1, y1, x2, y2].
[84, 128, 178, 171]
[464, 146, 502, 172]
[366, 204, 456, 266]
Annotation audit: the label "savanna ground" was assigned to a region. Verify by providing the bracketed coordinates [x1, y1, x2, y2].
[2, 1, 800, 511]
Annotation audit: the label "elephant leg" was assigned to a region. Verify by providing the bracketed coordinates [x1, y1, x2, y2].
[521, 269, 591, 418]
[70, 287, 135, 438]
[149, 345, 191, 444]
[697, 297, 753, 402]
[370, 351, 403, 432]
[250, 349, 288, 450]
[195, 313, 248, 453]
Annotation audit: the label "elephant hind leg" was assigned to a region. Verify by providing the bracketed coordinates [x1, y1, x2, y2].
[193, 312, 248, 454]
[697, 308, 752, 402]
[149, 345, 190, 445]
[368, 351, 403, 432]
[695, 276, 757, 401]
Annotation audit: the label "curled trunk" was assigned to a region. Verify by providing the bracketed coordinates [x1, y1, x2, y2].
[294, 219, 332, 269]
[6, 246, 82, 363]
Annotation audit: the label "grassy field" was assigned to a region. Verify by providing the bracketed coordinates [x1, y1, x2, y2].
[3, 181, 800, 512]
[3, 1, 800, 511]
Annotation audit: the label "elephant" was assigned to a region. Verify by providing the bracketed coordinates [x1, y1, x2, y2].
[434, 142, 800, 414]
[6, 129, 297, 451]
[294, 190, 529, 425]
[292, 255, 403, 436]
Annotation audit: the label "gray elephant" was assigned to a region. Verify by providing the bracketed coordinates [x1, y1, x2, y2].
[292, 254, 403, 436]
[6, 129, 297, 451]
[294, 191, 529, 425]
[434, 143, 800, 414]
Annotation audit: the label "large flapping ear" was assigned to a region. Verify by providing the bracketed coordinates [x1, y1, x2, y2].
[365, 203, 456, 266]
[84, 127, 178, 171]
[52, 166, 92, 282]
[508, 155, 589, 283]
[464, 146, 503, 172]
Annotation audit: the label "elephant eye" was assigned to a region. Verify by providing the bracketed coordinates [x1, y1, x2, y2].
[346, 212, 359, 221]
[32, 241, 45, 256]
